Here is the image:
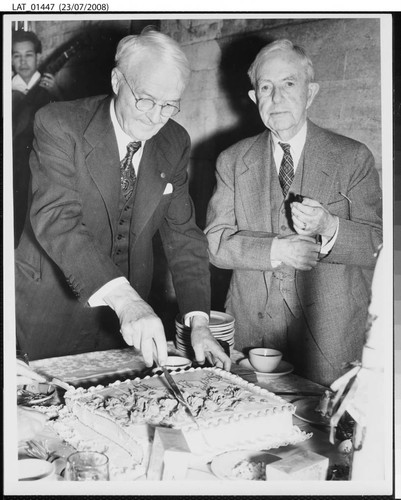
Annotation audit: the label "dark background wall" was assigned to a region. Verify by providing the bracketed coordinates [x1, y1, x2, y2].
[16, 16, 387, 340]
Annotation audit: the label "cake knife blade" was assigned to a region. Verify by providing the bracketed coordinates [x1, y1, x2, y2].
[161, 367, 199, 426]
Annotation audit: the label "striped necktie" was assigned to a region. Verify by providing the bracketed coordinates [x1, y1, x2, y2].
[278, 142, 294, 198]
[120, 141, 141, 200]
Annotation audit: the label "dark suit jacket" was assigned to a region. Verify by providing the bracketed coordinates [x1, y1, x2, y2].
[12, 85, 55, 246]
[15, 95, 210, 360]
[205, 120, 382, 386]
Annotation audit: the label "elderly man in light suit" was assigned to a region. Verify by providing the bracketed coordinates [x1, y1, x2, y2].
[205, 39, 382, 386]
[15, 29, 230, 370]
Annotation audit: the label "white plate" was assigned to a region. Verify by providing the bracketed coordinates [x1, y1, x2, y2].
[176, 311, 235, 328]
[238, 358, 294, 378]
[211, 450, 281, 480]
[184, 468, 219, 481]
[18, 459, 56, 481]
[293, 397, 331, 427]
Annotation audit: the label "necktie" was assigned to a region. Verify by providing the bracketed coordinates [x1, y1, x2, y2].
[120, 141, 141, 200]
[278, 142, 294, 198]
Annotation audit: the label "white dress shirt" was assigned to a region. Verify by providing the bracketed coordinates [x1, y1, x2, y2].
[12, 71, 41, 94]
[271, 121, 307, 175]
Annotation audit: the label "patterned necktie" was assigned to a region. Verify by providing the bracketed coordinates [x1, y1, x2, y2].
[120, 141, 141, 200]
[278, 142, 294, 198]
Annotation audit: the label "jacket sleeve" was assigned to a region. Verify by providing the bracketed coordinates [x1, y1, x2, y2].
[205, 149, 276, 272]
[320, 142, 382, 268]
[29, 105, 123, 304]
[158, 132, 211, 316]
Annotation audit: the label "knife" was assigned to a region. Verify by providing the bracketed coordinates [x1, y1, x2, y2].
[161, 367, 199, 426]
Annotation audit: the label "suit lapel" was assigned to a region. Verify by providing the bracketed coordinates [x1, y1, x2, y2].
[131, 129, 172, 238]
[301, 120, 341, 204]
[238, 130, 274, 231]
[84, 97, 120, 229]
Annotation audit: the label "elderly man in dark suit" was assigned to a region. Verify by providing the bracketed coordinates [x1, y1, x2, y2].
[205, 39, 382, 386]
[15, 29, 230, 370]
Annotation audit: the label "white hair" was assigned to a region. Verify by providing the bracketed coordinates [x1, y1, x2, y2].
[115, 28, 190, 88]
[248, 39, 315, 88]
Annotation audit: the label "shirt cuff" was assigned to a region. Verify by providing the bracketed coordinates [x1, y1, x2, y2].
[320, 217, 339, 255]
[88, 277, 130, 307]
[183, 311, 209, 328]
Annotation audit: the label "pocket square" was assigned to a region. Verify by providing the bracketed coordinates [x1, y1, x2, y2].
[163, 183, 173, 195]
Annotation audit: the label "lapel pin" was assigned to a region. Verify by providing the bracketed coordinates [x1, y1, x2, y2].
[160, 172, 166, 179]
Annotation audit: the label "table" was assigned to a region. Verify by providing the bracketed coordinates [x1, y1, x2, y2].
[25, 343, 347, 481]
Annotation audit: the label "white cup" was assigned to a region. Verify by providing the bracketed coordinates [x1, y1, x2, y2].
[249, 348, 282, 373]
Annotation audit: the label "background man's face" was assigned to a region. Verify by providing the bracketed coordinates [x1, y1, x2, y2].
[112, 55, 184, 141]
[12, 41, 39, 84]
[249, 49, 318, 141]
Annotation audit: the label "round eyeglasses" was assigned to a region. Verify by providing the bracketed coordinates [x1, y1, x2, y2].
[121, 73, 180, 118]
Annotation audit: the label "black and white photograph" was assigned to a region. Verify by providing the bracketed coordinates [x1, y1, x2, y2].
[2, 8, 396, 497]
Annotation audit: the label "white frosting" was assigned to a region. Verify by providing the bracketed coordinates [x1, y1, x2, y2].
[65, 368, 310, 458]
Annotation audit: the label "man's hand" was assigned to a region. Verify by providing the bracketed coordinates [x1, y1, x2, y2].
[104, 282, 168, 367]
[271, 234, 321, 270]
[291, 197, 338, 239]
[39, 73, 57, 91]
[17, 359, 46, 387]
[190, 315, 231, 371]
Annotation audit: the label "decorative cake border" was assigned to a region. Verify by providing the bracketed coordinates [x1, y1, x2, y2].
[66, 366, 296, 430]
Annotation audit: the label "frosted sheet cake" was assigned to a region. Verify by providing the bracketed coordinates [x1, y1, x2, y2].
[65, 367, 309, 458]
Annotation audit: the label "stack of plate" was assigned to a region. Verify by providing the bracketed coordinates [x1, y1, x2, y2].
[175, 310, 235, 358]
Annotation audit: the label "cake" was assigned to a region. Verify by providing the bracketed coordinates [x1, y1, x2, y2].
[65, 367, 310, 461]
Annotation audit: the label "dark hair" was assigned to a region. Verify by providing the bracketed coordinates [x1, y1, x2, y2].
[12, 30, 42, 54]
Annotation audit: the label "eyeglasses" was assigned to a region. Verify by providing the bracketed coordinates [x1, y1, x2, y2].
[121, 73, 180, 118]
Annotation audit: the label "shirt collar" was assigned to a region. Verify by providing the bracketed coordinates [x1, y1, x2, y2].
[12, 71, 41, 93]
[110, 98, 137, 160]
[271, 121, 307, 156]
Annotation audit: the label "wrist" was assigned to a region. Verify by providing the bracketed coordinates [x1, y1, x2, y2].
[103, 282, 142, 314]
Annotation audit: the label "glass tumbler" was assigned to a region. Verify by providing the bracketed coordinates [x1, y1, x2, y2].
[65, 451, 110, 481]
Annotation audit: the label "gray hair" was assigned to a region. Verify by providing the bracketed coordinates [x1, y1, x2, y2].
[115, 28, 190, 88]
[247, 39, 315, 88]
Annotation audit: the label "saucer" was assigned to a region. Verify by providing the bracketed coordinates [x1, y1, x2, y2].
[237, 358, 294, 378]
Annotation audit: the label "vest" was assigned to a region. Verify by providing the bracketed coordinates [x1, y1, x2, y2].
[267, 147, 306, 318]
[112, 168, 139, 278]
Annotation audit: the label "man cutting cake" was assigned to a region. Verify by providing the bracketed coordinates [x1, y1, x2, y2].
[15, 28, 230, 371]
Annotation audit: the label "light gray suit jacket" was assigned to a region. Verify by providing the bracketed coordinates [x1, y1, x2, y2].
[205, 120, 382, 385]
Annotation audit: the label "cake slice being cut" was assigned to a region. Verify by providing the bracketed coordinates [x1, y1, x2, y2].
[65, 367, 310, 458]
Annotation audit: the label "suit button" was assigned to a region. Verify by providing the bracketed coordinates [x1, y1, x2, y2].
[117, 234, 123, 240]
[258, 312, 264, 319]
[119, 220, 125, 225]
[281, 225, 287, 231]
